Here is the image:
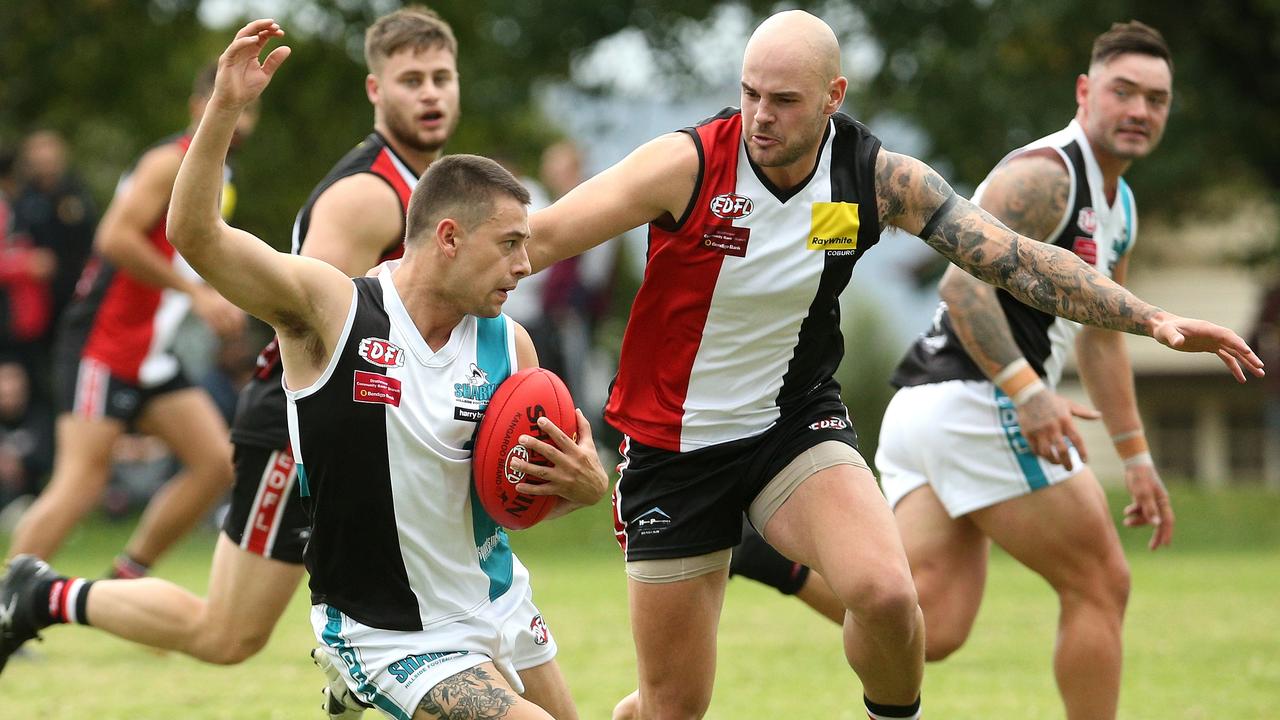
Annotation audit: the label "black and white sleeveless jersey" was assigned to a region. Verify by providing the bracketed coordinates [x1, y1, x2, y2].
[231, 132, 417, 449]
[892, 120, 1137, 389]
[289, 273, 526, 632]
[604, 108, 882, 452]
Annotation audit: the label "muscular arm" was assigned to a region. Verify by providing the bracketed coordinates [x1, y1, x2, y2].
[168, 20, 349, 386]
[878, 149, 1263, 381]
[878, 149, 1154, 334]
[95, 145, 203, 294]
[528, 131, 698, 273]
[939, 155, 1098, 467]
[301, 173, 404, 276]
[939, 155, 1070, 376]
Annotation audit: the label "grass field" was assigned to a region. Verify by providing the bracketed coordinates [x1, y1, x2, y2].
[2, 484, 1278, 719]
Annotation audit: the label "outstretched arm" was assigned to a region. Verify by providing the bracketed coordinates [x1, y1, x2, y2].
[168, 20, 352, 386]
[940, 155, 1098, 468]
[528, 131, 698, 273]
[876, 149, 1263, 382]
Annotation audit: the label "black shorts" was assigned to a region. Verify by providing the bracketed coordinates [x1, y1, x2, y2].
[54, 355, 191, 426]
[221, 442, 310, 564]
[612, 386, 858, 562]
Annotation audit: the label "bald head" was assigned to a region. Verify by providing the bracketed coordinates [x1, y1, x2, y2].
[745, 10, 842, 86]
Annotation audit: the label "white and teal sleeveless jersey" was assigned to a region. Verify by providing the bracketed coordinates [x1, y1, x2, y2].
[893, 119, 1137, 389]
[285, 271, 526, 632]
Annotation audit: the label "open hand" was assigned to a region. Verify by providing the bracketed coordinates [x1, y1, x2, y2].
[213, 19, 291, 109]
[1149, 312, 1265, 383]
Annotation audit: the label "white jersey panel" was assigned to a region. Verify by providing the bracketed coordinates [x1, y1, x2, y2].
[679, 122, 836, 450]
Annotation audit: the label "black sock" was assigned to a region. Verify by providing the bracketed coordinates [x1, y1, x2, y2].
[865, 695, 921, 720]
[34, 576, 95, 627]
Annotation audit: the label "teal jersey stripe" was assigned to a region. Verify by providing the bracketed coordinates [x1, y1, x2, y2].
[298, 463, 310, 498]
[1117, 179, 1135, 256]
[471, 314, 515, 601]
[322, 606, 411, 720]
[474, 315, 511, 385]
[993, 388, 1049, 490]
[470, 485, 515, 600]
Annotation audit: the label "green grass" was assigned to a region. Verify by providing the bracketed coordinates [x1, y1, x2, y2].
[3, 484, 1278, 718]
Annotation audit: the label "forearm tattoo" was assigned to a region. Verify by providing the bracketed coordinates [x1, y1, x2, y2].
[418, 666, 516, 720]
[946, 157, 1074, 373]
[875, 150, 1158, 335]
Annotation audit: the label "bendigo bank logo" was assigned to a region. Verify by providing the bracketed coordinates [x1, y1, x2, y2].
[359, 337, 404, 368]
[807, 201, 860, 252]
[709, 193, 754, 219]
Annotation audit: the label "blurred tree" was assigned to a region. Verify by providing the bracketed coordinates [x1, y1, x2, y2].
[850, 0, 1280, 229]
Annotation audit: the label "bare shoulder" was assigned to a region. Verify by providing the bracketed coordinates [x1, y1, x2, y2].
[621, 131, 700, 218]
[305, 173, 404, 258]
[132, 142, 186, 188]
[874, 149, 955, 235]
[978, 153, 1070, 241]
[312, 173, 402, 221]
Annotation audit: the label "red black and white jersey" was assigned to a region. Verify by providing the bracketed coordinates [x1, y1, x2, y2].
[230, 132, 418, 449]
[891, 120, 1137, 389]
[604, 108, 882, 452]
[58, 134, 232, 386]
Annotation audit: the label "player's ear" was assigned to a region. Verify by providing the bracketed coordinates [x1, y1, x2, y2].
[366, 73, 380, 106]
[435, 218, 462, 257]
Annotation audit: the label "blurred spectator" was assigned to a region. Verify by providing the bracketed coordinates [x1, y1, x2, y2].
[0, 146, 56, 367]
[0, 359, 54, 512]
[13, 130, 98, 330]
[506, 140, 620, 400]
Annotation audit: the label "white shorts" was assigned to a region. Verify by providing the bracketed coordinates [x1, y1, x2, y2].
[311, 585, 558, 720]
[876, 380, 1083, 517]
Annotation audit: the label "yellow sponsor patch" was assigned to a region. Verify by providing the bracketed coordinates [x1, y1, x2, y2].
[220, 180, 237, 220]
[807, 202, 860, 251]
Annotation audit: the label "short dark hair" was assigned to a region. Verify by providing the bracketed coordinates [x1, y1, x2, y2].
[406, 154, 531, 245]
[365, 6, 457, 74]
[192, 62, 218, 99]
[1091, 21, 1172, 74]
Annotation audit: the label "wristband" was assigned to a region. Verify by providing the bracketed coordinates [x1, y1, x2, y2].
[1112, 431, 1149, 459]
[1122, 451, 1154, 468]
[994, 358, 1044, 407]
[1011, 379, 1047, 406]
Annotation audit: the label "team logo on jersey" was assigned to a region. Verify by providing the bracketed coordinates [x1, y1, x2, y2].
[454, 363, 499, 421]
[701, 225, 750, 257]
[808, 416, 848, 431]
[358, 337, 404, 368]
[1077, 207, 1098, 235]
[529, 614, 551, 646]
[1072, 237, 1098, 265]
[808, 201, 860, 252]
[709, 193, 754, 219]
[353, 370, 402, 406]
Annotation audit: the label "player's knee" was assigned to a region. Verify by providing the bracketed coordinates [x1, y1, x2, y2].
[641, 682, 712, 720]
[842, 573, 919, 631]
[197, 628, 270, 665]
[1060, 552, 1130, 614]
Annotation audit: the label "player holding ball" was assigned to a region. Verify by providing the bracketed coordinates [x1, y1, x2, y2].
[167, 20, 606, 720]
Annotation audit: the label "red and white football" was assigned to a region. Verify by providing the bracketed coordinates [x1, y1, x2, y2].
[472, 368, 576, 530]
